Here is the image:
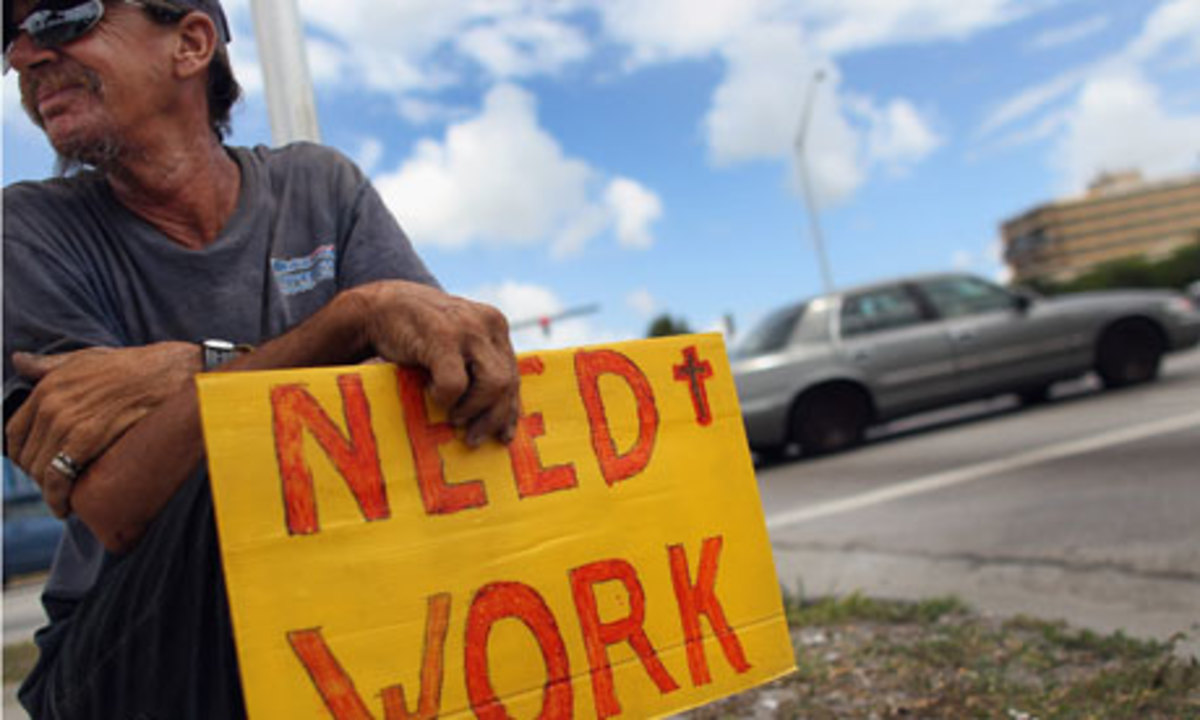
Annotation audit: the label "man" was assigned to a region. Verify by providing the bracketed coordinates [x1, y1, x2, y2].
[3, 0, 521, 716]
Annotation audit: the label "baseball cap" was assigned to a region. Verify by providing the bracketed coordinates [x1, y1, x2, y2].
[170, 0, 232, 43]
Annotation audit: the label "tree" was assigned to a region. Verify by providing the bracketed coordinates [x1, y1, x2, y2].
[646, 314, 693, 338]
[1024, 242, 1199, 296]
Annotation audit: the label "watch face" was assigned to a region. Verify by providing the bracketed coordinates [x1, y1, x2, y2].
[204, 340, 238, 371]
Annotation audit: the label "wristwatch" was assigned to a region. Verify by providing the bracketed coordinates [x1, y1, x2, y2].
[202, 339, 251, 371]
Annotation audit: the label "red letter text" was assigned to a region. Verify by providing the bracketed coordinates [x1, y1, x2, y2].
[570, 559, 679, 718]
[464, 581, 573, 720]
[574, 350, 659, 486]
[668, 536, 751, 686]
[396, 367, 487, 515]
[271, 374, 388, 535]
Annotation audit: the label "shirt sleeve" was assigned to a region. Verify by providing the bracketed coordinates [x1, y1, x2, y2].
[3, 235, 124, 420]
[302, 145, 439, 292]
[337, 179, 441, 291]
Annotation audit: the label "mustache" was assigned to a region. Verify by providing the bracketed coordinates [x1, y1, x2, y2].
[19, 64, 103, 123]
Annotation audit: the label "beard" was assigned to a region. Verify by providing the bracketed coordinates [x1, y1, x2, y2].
[20, 62, 124, 175]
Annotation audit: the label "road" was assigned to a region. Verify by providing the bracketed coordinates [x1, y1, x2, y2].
[761, 348, 1200, 658]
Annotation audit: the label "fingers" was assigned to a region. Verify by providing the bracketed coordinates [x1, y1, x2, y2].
[427, 348, 520, 447]
[20, 400, 76, 518]
[445, 309, 519, 446]
[39, 453, 75, 518]
[424, 353, 471, 415]
[5, 398, 34, 462]
[463, 384, 521, 448]
[360, 283, 521, 446]
[12, 351, 71, 380]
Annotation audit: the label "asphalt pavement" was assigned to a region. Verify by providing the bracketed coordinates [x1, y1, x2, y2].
[760, 349, 1200, 659]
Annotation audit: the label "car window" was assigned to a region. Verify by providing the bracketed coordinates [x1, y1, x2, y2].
[840, 286, 925, 338]
[919, 277, 1016, 318]
[733, 303, 806, 357]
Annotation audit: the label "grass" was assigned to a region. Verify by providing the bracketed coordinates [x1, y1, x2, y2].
[687, 592, 1200, 719]
[3, 641, 38, 686]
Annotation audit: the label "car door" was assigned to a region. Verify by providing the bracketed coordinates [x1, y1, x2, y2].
[914, 275, 1087, 395]
[835, 284, 960, 416]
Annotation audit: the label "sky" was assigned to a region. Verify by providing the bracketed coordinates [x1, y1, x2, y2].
[4, 0, 1200, 352]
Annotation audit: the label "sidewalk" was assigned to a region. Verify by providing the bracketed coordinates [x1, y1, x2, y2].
[4, 574, 45, 720]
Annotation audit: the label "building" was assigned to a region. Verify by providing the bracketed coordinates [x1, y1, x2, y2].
[1002, 171, 1200, 285]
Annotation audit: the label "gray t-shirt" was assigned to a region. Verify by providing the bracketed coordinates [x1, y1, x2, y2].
[3, 142, 436, 630]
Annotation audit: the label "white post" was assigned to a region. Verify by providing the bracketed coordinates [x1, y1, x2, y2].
[249, 0, 320, 144]
[794, 70, 834, 294]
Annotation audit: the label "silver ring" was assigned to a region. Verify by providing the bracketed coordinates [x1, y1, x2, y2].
[49, 451, 81, 481]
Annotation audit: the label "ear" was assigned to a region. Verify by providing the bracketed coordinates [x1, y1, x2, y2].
[173, 12, 218, 80]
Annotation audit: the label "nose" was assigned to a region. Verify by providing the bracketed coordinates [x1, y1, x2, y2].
[6, 32, 58, 73]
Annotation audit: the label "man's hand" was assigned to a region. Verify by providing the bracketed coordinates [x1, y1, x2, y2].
[6, 343, 200, 517]
[351, 281, 520, 447]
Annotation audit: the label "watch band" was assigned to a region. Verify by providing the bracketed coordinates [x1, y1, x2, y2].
[202, 339, 251, 371]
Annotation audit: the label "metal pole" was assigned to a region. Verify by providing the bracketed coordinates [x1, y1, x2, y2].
[794, 70, 834, 294]
[249, 0, 321, 144]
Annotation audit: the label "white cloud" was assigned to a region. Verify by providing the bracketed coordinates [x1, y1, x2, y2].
[353, 137, 385, 176]
[977, 67, 1089, 138]
[703, 25, 866, 206]
[704, 22, 941, 206]
[228, 35, 266, 96]
[974, 0, 1200, 192]
[456, 16, 590, 79]
[589, 0, 1039, 62]
[605, 178, 662, 250]
[1053, 71, 1200, 192]
[396, 97, 470, 126]
[802, 0, 1032, 55]
[854, 97, 943, 172]
[293, 2, 590, 93]
[373, 83, 662, 257]
[589, 0, 767, 64]
[1124, 0, 1200, 66]
[1028, 15, 1109, 52]
[303, 38, 351, 87]
[469, 281, 616, 352]
[626, 289, 658, 317]
[474, 281, 563, 325]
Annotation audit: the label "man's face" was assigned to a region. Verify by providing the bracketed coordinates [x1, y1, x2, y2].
[8, 0, 175, 167]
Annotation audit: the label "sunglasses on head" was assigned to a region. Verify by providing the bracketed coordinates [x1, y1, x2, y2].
[4, 0, 187, 65]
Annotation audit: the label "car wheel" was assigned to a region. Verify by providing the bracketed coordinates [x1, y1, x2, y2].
[752, 444, 788, 466]
[1096, 322, 1163, 389]
[791, 386, 870, 456]
[1017, 384, 1051, 406]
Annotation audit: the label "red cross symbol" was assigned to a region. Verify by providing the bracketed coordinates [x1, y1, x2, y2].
[673, 345, 715, 427]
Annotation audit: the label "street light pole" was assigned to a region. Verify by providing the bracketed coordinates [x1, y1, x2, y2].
[249, 0, 321, 144]
[794, 70, 834, 294]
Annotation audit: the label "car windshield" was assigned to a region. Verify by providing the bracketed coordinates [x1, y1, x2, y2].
[732, 303, 806, 358]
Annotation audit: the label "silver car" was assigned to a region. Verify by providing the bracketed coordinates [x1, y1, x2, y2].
[732, 273, 1200, 457]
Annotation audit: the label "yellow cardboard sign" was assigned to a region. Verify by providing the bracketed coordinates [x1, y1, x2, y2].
[197, 334, 795, 719]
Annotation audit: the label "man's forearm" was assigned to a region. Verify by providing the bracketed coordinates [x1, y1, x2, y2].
[73, 292, 371, 552]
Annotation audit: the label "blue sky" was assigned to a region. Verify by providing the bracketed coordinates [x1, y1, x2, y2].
[5, 0, 1200, 351]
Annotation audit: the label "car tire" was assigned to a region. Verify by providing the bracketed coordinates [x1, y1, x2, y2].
[791, 386, 870, 456]
[1096, 322, 1164, 389]
[1017, 384, 1051, 406]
